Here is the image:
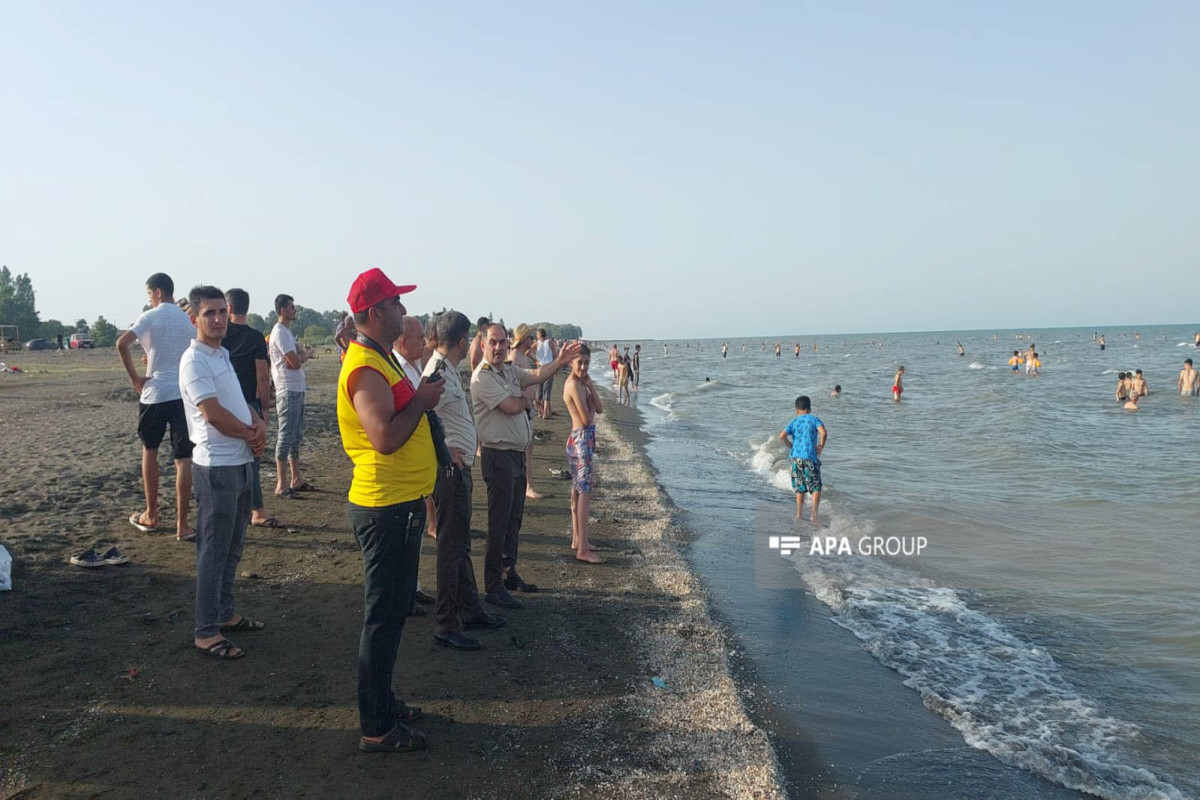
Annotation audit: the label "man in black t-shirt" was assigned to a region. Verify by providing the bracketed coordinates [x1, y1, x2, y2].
[224, 289, 279, 528]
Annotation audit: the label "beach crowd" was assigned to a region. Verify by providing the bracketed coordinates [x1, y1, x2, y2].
[91, 269, 611, 754]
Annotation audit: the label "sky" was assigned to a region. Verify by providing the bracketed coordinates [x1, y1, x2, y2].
[2, 1, 1198, 339]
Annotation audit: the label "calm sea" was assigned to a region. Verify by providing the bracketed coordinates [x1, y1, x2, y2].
[613, 325, 1198, 800]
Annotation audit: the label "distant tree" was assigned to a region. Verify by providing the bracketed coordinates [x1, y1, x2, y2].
[531, 322, 583, 340]
[90, 316, 119, 347]
[0, 266, 41, 340]
[40, 319, 68, 339]
[245, 313, 267, 332]
[75, 319, 89, 332]
[301, 324, 330, 343]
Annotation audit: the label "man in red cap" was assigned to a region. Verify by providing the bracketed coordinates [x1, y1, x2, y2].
[337, 268, 445, 753]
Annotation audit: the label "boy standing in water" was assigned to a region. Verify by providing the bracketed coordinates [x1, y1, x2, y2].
[1178, 359, 1198, 396]
[892, 366, 905, 401]
[780, 396, 827, 525]
[563, 345, 604, 563]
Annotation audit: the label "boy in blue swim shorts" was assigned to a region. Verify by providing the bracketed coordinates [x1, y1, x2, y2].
[779, 395, 828, 525]
[563, 345, 605, 563]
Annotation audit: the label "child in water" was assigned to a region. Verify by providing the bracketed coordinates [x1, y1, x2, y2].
[779, 395, 827, 525]
[892, 366, 905, 402]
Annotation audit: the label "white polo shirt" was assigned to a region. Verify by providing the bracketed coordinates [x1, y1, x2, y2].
[129, 303, 195, 404]
[269, 322, 306, 393]
[179, 340, 253, 468]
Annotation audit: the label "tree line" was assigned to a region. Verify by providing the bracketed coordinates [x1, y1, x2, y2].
[0, 268, 583, 348]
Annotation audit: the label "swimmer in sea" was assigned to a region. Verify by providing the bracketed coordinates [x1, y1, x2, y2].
[775, 343, 781, 357]
[1028, 352, 1041, 375]
[794, 343, 800, 358]
[1124, 391, 1140, 412]
[1132, 369, 1148, 398]
[957, 342, 964, 356]
[831, 384, 841, 397]
[1099, 334, 1106, 351]
[1009, 351, 1022, 372]
[892, 366, 904, 402]
[722, 342, 727, 359]
[1116, 372, 1128, 401]
[1178, 359, 1198, 396]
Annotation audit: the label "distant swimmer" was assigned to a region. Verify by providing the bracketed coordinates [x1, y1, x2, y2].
[831, 384, 841, 397]
[1099, 334, 1106, 351]
[1116, 372, 1129, 401]
[775, 343, 781, 357]
[663, 344, 668, 355]
[957, 342, 964, 356]
[813, 343, 818, 352]
[1178, 359, 1198, 396]
[704, 376, 710, 382]
[1028, 352, 1041, 375]
[1194, 332, 1200, 347]
[1132, 369, 1148, 398]
[1009, 350, 1022, 372]
[1124, 392, 1140, 411]
[892, 366, 905, 402]
[794, 343, 800, 358]
[722, 342, 727, 359]
[779, 395, 827, 525]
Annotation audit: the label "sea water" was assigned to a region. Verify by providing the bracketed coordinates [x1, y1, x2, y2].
[616, 326, 1198, 799]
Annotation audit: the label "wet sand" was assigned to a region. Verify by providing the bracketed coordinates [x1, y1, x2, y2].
[0, 349, 782, 799]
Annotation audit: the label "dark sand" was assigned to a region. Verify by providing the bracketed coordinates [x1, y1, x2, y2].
[0, 350, 782, 799]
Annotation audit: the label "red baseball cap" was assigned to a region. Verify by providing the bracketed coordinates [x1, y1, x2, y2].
[347, 268, 416, 314]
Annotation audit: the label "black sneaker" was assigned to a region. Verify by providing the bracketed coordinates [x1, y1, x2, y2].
[99, 547, 129, 566]
[484, 587, 523, 609]
[462, 611, 508, 630]
[435, 631, 482, 651]
[413, 589, 436, 605]
[504, 570, 538, 593]
[70, 549, 106, 568]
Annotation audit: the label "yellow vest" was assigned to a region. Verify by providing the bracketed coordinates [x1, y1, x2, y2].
[337, 341, 436, 507]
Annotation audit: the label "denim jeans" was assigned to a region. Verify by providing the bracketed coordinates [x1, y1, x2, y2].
[350, 498, 424, 737]
[433, 465, 483, 635]
[275, 390, 305, 461]
[193, 462, 253, 639]
[480, 447, 525, 593]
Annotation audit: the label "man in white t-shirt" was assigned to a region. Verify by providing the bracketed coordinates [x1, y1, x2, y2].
[393, 315, 438, 610]
[534, 328, 558, 419]
[179, 286, 268, 660]
[116, 272, 198, 540]
[269, 293, 310, 498]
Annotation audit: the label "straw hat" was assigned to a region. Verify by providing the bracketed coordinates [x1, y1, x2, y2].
[511, 323, 533, 345]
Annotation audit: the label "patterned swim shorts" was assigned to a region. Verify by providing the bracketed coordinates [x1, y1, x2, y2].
[790, 458, 822, 494]
[566, 424, 596, 494]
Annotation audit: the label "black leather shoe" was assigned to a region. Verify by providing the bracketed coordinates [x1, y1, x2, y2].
[504, 571, 539, 593]
[414, 589, 436, 605]
[484, 588, 523, 609]
[435, 631, 482, 651]
[463, 611, 508, 630]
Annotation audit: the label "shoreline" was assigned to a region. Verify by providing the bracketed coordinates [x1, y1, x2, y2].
[0, 350, 783, 799]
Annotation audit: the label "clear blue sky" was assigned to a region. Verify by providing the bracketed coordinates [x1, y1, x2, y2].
[3, 2, 1197, 338]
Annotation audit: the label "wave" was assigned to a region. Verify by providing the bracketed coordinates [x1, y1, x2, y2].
[740, 435, 1186, 799]
[788, 535, 1186, 800]
[968, 362, 997, 371]
[649, 392, 677, 421]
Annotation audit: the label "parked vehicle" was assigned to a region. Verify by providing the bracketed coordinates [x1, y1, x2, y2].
[25, 339, 56, 351]
[69, 333, 95, 349]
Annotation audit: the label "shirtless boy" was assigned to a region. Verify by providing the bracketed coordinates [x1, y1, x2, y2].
[1009, 351, 1022, 372]
[1131, 369, 1148, 398]
[1178, 359, 1198, 396]
[1115, 372, 1129, 401]
[563, 345, 604, 564]
[1124, 392, 1140, 412]
[893, 366, 905, 402]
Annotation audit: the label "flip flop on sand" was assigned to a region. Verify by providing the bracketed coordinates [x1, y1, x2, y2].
[129, 513, 158, 533]
[293, 481, 318, 492]
[196, 639, 244, 660]
[177, 531, 196, 542]
[250, 517, 280, 528]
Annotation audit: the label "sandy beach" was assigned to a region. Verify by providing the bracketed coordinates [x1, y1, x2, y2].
[0, 349, 782, 799]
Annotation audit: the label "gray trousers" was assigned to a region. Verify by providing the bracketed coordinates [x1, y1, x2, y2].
[193, 462, 253, 639]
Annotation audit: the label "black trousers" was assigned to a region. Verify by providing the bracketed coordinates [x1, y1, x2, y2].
[349, 498, 424, 737]
[433, 465, 483, 634]
[480, 447, 524, 593]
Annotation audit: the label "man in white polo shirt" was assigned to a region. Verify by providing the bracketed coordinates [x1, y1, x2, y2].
[116, 272, 197, 540]
[179, 286, 268, 660]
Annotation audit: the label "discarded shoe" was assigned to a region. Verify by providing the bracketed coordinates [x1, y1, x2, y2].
[99, 547, 129, 566]
[70, 549, 106, 568]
